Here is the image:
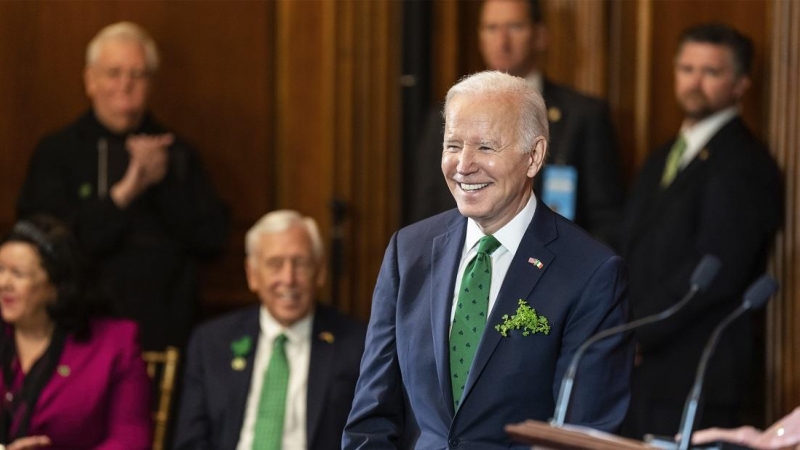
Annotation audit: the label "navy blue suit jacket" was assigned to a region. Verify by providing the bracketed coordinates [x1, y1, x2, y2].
[174, 305, 366, 450]
[344, 204, 633, 449]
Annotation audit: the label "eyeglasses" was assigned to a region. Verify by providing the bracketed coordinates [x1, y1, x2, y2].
[95, 66, 151, 82]
[257, 256, 317, 277]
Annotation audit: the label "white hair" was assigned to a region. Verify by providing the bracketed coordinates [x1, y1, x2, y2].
[85, 21, 160, 72]
[245, 210, 324, 262]
[444, 70, 549, 155]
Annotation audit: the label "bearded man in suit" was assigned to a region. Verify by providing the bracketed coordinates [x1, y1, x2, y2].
[620, 23, 783, 438]
[344, 71, 633, 449]
[407, 0, 624, 248]
[174, 210, 366, 450]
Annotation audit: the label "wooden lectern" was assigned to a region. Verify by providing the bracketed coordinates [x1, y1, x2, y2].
[506, 420, 663, 450]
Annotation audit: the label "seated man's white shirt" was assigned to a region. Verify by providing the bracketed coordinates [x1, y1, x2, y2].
[236, 308, 312, 450]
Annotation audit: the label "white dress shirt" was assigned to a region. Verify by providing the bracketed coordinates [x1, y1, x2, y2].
[525, 70, 544, 94]
[236, 308, 312, 450]
[678, 106, 739, 169]
[450, 195, 538, 327]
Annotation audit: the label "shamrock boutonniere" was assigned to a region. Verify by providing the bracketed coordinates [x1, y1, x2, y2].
[230, 336, 253, 371]
[495, 299, 551, 337]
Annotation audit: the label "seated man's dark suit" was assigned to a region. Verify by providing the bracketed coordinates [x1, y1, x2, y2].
[174, 305, 366, 450]
[406, 80, 624, 247]
[621, 116, 783, 437]
[344, 204, 634, 449]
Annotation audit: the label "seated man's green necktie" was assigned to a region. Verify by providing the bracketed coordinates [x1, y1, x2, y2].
[253, 333, 289, 450]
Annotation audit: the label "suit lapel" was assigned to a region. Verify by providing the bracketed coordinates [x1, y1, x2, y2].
[431, 212, 468, 416]
[228, 310, 260, 440]
[633, 123, 728, 241]
[306, 309, 335, 448]
[459, 204, 558, 409]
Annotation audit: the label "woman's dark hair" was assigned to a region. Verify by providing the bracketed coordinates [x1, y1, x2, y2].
[2, 215, 110, 339]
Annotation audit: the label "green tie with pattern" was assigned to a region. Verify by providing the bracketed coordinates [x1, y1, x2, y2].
[450, 235, 501, 409]
[253, 334, 289, 450]
[661, 135, 687, 188]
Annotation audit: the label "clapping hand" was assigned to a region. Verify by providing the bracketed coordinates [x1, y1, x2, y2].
[110, 133, 173, 208]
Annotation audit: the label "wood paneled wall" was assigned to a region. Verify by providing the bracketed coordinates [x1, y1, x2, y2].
[766, 0, 800, 422]
[0, 1, 400, 320]
[273, 0, 400, 318]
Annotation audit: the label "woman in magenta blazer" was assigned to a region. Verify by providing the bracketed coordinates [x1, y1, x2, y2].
[0, 215, 152, 449]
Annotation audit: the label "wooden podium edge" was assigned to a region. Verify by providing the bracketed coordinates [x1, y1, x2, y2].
[505, 420, 662, 450]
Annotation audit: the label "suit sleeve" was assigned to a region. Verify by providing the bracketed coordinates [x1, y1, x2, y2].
[150, 141, 230, 259]
[556, 255, 634, 432]
[17, 133, 229, 260]
[632, 150, 782, 350]
[76, 140, 230, 260]
[94, 324, 154, 450]
[343, 233, 408, 449]
[173, 329, 215, 450]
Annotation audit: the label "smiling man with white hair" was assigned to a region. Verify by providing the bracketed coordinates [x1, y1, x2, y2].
[344, 71, 633, 448]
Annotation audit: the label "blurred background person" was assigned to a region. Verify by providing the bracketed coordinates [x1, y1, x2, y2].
[15, 21, 230, 351]
[0, 215, 152, 449]
[174, 210, 365, 450]
[620, 23, 782, 439]
[407, 0, 625, 248]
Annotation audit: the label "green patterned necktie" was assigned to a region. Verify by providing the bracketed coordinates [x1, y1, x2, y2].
[450, 235, 501, 409]
[661, 135, 687, 188]
[253, 333, 289, 450]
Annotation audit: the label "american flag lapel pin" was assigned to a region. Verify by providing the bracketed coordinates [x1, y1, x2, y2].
[528, 257, 544, 269]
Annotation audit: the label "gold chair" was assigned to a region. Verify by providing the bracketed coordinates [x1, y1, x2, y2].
[142, 346, 180, 450]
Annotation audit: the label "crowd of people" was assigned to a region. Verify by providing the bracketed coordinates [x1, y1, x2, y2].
[0, 1, 792, 449]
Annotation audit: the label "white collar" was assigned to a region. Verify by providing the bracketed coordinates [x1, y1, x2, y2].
[524, 70, 544, 94]
[259, 306, 313, 344]
[464, 194, 537, 257]
[678, 106, 738, 167]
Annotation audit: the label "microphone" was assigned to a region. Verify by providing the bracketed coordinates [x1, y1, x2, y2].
[550, 254, 722, 427]
[675, 274, 779, 450]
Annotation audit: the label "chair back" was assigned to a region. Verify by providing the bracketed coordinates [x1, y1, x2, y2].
[142, 346, 180, 450]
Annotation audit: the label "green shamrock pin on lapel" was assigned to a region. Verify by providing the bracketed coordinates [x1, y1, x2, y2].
[230, 336, 253, 371]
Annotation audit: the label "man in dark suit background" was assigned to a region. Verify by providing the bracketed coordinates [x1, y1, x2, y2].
[407, 0, 624, 248]
[344, 71, 633, 449]
[620, 24, 782, 439]
[174, 210, 366, 450]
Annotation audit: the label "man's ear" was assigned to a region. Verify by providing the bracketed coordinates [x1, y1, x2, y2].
[532, 23, 549, 53]
[244, 257, 258, 293]
[527, 136, 547, 178]
[733, 74, 751, 100]
[84, 66, 96, 99]
[315, 259, 328, 289]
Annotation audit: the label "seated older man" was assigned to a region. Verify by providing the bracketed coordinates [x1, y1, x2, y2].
[175, 210, 366, 450]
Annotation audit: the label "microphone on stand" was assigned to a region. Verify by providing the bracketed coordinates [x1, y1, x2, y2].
[674, 274, 779, 450]
[550, 254, 722, 427]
